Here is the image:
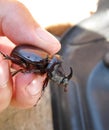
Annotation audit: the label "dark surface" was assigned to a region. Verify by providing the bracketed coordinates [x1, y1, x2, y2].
[50, 0, 109, 129]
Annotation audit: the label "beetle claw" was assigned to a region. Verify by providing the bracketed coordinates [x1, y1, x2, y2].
[66, 67, 73, 80]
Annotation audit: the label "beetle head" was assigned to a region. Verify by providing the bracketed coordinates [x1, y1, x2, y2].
[50, 64, 73, 91]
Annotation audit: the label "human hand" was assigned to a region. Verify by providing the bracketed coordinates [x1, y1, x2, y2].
[0, 0, 61, 112]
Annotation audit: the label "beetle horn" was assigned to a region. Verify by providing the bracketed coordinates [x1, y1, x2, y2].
[66, 67, 73, 80]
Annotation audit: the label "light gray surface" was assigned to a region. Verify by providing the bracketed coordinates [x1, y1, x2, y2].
[0, 86, 53, 130]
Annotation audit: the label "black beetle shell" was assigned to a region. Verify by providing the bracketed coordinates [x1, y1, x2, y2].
[11, 44, 50, 64]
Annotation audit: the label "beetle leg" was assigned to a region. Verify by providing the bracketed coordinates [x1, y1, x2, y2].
[64, 85, 68, 92]
[0, 51, 12, 60]
[34, 77, 49, 107]
[33, 89, 45, 107]
[0, 51, 24, 65]
[0, 51, 13, 60]
[23, 69, 41, 74]
[47, 56, 61, 71]
[11, 68, 41, 76]
[42, 77, 49, 91]
[11, 69, 25, 76]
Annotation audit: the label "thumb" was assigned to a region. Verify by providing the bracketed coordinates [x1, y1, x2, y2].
[0, 1, 61, 55]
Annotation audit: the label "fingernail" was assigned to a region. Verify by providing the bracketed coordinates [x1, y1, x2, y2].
[36, 28, 61, 53]
[0, 60, 9, 88]
[26, 76, 44, 96]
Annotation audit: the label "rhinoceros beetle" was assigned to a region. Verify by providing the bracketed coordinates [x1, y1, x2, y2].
[0, 44, 72, 91]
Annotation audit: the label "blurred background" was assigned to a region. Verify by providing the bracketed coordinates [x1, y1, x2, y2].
[19, 0, 98, 27]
